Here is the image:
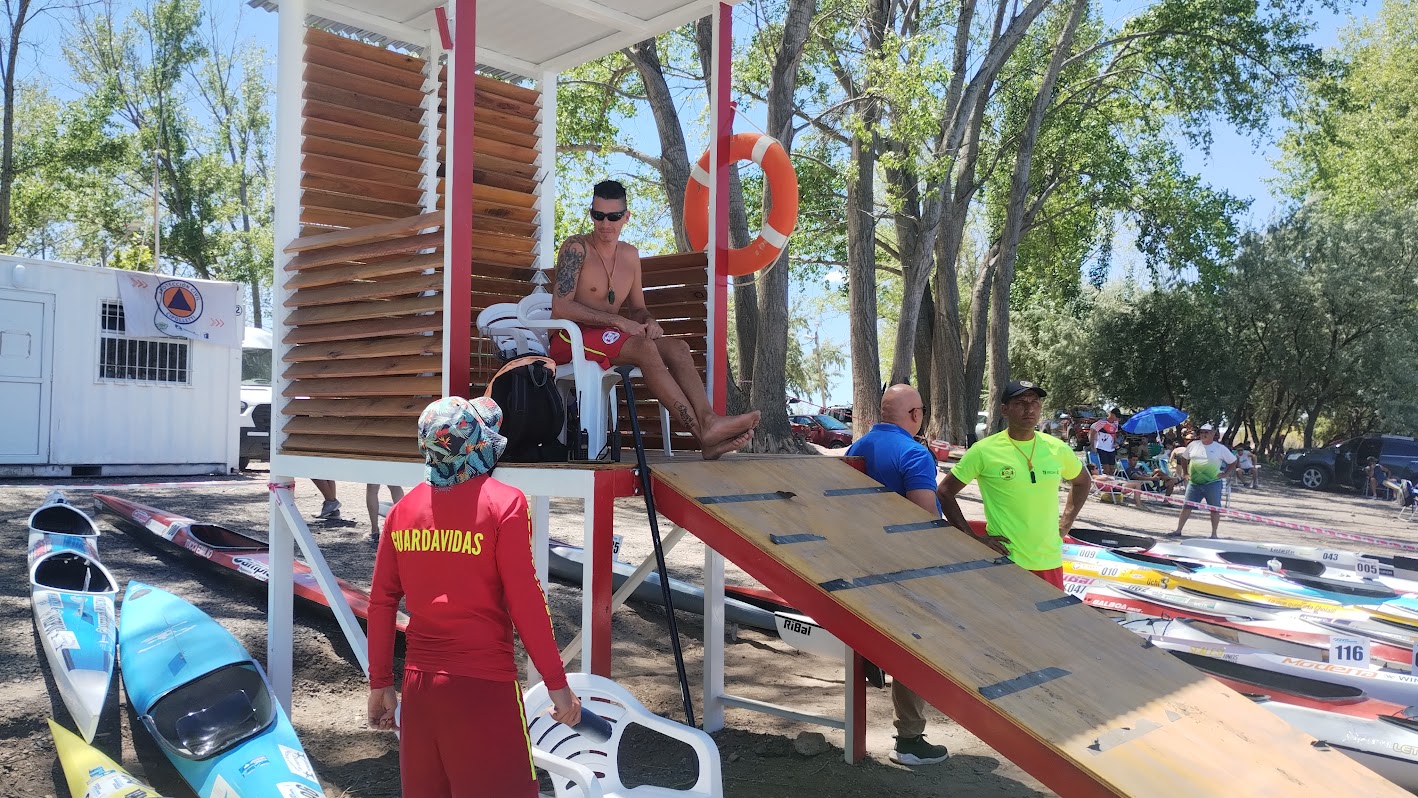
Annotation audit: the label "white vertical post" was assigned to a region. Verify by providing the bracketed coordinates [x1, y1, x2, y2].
[703, 546, 727, 732]
[528, 494, 551, 686]
[268, 484, 295, 712]
[267, 0, 306, 712]
[579, 485, 596, 673]
[440, 0, 460, 398]
[701, 3, 730, 732]
[422, 28, 445, 215]
[537, 70, 557, 272]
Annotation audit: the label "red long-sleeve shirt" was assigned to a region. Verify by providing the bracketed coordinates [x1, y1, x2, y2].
[367, 475, 568, 691]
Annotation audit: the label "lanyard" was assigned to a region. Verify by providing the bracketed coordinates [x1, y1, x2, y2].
[1007, 434, 1039, 483]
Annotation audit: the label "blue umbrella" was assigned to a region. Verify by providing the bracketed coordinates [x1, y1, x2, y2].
[1122, 406, 1188, 435]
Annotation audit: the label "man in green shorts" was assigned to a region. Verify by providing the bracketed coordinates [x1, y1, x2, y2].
[1168, 423, 1236, 538]
[937, 380, 1092, 588]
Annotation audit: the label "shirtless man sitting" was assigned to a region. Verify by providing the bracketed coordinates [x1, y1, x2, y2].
[551, 180, 760, 459]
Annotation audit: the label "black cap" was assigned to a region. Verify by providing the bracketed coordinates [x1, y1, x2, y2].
[1003, 380, 1047, 401]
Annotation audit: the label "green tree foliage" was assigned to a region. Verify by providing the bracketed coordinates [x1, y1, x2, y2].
[1281, 0, 1418, 212]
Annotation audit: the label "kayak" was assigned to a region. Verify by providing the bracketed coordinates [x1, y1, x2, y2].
[119, 582, 324, 798]
[94, 493, 406, 632]
[548, 542, 778, 632]
[30, 495, 118, 743]
[1123, 617, 1418, 707]
[1259, 700, 1418, 792]
[1216, 570, 1404, 607]
[28, 490, 101, 538]
[1168, 569, 1356, 613]
[1167, 649, 1418, 790]
[1179, 615, 1415, 671]
[49, 717, 170, 798]
[1077, 582, 1277, 624]
[1061, 554, 1174, 588]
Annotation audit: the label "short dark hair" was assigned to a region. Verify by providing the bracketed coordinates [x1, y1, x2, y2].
[592, 180, 627, 203]
[1107, 407, 1119, 417]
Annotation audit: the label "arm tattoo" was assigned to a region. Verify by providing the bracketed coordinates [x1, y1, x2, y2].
[556, 241, 584, 297]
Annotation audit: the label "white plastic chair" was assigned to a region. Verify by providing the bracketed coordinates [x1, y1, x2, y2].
[524, 673, 723, 798]
[502, 292, 671, 459]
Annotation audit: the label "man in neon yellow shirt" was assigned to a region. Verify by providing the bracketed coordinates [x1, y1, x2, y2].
[937, 380, 1092, 588]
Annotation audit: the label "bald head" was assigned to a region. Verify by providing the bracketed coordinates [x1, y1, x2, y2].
[881, 384, 923, 434]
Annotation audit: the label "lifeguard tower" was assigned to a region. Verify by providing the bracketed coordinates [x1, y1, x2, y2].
[255, 1, 1410, 795]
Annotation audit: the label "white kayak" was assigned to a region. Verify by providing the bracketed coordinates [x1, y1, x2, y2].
[28, 490, 101, 539]
[1259, 699, 1418, 792]
[1122, 617, 1418, 708]
[29, 494, 118, 742]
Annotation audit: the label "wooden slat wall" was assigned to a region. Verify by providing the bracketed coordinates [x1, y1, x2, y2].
[301, 28, 430, 234]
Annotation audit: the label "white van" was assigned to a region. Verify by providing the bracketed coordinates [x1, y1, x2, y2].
[239, 326, 273, 469]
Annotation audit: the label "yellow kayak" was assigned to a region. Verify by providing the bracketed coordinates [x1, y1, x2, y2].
[49, 718, 168, 798]
[1165, 572, 1363, 615]
[1062, 559, 1172, 588]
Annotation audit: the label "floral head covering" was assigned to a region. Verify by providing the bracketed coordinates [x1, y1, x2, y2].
[417, 396, 506, 487]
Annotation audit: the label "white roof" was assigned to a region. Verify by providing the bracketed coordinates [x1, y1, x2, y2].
[252, 0, 736, 78]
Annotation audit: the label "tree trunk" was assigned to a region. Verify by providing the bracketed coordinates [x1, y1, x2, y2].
[625, 38, 693, 251]
[914, 284, 935, 422]
[984, 0, 1088, 427]
[249, 277, 262, 328]
[0, 0, 32, 248]
[847, 132, 882, 436]
[1303, 397, 1323, 449]
[742, 0, 817, 452]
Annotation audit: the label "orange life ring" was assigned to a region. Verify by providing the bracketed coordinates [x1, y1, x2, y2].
[684, 132, 799, 277]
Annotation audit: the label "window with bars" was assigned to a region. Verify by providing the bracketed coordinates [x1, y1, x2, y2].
[98, 301, 190, 384]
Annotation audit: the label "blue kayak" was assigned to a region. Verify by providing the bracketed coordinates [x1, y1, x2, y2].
[118, 582, 323, 798]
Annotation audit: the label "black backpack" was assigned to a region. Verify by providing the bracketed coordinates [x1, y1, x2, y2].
[484, 355, 568, 463]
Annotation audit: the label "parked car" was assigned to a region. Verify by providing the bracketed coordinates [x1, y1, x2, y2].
[790, 414, 854, 448]
[239, 327, 273, 471]
[1281, 434, 1418, 490]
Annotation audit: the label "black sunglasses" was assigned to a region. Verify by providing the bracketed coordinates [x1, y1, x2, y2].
[589, 210, 626, 222]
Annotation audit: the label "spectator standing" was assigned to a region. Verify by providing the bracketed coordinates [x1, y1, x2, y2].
[844, 384, 950, 766]
[1169, 424, 1237, 538]
[1091, 408, 1122, 474]
[938, 380, 1093, 589]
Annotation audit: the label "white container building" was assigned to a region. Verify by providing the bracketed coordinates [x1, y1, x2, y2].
[0, 256, 240, 477]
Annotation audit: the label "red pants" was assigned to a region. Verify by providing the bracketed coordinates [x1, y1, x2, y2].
[400, 669, 537, 798]
[1029, 567, 1064, 589]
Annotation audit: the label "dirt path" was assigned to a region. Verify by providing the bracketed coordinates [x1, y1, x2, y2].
[3, 461, 1412, 797]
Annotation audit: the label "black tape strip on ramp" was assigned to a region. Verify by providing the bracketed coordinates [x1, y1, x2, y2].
[884, 519, 951, 534]
[819, 557, 1009, 592]
[696, 490, 797, 505]
[979, 667, 1071, 700]
[823, 486, 893, 497]
[1035, 595, 1083, 612]
[770, 533, 826, 545]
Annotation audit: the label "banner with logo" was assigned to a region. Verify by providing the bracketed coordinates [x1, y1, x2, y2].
[116, 272, 244, 349]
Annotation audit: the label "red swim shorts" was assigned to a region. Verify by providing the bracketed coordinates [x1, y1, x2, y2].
[549, 326, 628, 369]
[1029, 567, 1065, 590]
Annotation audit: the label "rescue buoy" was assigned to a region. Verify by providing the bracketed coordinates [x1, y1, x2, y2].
[684, 132, 799, 277]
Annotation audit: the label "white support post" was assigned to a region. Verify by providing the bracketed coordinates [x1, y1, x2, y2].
[528, 494, 551, 686]
[267, 0, 306, 711]
[702, 546, 727, 732]
[537, 70, 557, 272]
[267, 482, 295, 712]
[579, 487, 596, 673]
[273, 483, 370, 675]
[423, 28, 445, 215]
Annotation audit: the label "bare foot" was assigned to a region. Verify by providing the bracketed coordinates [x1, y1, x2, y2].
[703, 430, 754, 460]
[700, 410, 761, 447]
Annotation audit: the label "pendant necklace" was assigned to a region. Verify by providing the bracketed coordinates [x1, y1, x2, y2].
[591, 244, 617, 305]
[1007, 434, 1039, 483]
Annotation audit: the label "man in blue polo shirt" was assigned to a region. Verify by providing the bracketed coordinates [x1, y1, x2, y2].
[843, 383, 948, 766]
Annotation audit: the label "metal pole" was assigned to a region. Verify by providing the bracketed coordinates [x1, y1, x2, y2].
[615, 365, 695, 726]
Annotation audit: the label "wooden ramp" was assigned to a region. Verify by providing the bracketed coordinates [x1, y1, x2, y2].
[649, 456, 1405, 798]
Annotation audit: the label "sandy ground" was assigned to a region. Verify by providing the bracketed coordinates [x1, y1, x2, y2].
[3, 457, 1415, 798]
